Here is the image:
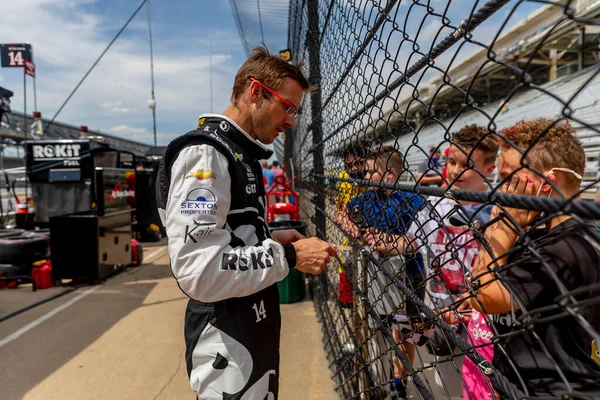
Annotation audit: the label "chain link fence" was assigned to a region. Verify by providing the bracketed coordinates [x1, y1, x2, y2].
[286, 0, 600, 399]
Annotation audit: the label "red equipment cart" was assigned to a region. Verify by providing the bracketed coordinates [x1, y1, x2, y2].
[266, 175, 299, 222]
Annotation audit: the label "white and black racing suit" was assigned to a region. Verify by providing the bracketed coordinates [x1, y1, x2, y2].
[156, 114, 297, 399]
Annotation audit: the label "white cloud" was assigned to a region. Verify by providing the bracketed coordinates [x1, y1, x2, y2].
[100, 100, 136, 114]
[107, 124, 147, 134]
[112, 108, 134, 114]
[106, 124, 179, 144]
[0, 0, 244, 145]
[100, 100, 122, 108]
[419, 18, 445, 44]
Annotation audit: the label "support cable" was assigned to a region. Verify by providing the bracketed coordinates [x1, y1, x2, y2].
[147, 0, 158, 146]
[257, 0, 266, 44]
[44, 0, 149, 134]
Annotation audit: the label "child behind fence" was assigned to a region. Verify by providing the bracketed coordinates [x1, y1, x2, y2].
[372, 125, 499, 398]
[472, 118, 600, 397]
[335, 147, 365, 308]
[343, 147, 425, 398]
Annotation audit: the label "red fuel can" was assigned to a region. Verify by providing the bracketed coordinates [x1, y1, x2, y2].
[37, 262, 53, 289]
[131, 238, 142, 266]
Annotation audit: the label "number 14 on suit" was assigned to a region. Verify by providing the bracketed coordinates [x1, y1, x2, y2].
[252, 300, 267, 322]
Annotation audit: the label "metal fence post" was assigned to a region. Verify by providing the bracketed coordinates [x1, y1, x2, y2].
[307, 0, 326, 239]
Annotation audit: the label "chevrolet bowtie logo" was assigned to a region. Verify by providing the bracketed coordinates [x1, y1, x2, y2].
[186, 170, 216, 180]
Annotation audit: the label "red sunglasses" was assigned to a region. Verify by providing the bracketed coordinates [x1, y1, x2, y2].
[249, 78, 300, 118]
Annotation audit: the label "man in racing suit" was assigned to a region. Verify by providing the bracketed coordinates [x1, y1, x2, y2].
[156, 46, 336, 399]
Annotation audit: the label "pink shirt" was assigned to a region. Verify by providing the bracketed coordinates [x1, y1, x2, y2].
[272, 166, 285, 177]
[462, 309, 495, 400]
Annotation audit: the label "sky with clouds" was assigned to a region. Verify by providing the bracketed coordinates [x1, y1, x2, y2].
[0, 0, 289, 146]
[0, 0, 542, 148]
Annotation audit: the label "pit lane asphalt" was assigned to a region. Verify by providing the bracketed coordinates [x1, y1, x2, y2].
[0, 246, 336, 400]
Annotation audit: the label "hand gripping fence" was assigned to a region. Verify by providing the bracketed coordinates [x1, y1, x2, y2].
[281, 0, 600, 398]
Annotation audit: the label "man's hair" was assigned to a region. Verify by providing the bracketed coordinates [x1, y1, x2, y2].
[499, 118, 584, 191]
[374, 146, 404, 176]
[451, 124, 499, 165]
[231, 46, 311, 105]
[429, 146, 440, 155]
[272, 160, 279, 167]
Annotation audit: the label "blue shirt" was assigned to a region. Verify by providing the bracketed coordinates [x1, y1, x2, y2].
[348, 190, 424, 234]
[262, 168, 275, 187]
[348, 189, 425, 274]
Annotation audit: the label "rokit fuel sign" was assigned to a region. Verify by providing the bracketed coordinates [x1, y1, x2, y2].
[0, 43, 33, 67]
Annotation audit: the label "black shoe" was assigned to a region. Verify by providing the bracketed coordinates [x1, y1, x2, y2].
[391, 378, 407, 399]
